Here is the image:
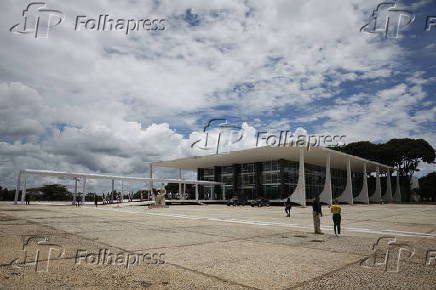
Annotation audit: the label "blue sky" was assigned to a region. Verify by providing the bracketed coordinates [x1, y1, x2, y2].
[0, 0, 435, 189]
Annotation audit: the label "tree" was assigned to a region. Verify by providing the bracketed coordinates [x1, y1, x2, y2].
[331, 138, 435, 198]
[419, 172, 436, 201]
[385, 139, 435, 180]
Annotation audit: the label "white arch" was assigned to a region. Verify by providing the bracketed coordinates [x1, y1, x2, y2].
[338, 159, 353, 204]
[318, 153, 332, 205]
[354, 163, 369, 204]
[290, 147, 306, 207]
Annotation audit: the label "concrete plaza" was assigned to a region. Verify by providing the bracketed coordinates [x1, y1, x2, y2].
[0, 203, 435, 289]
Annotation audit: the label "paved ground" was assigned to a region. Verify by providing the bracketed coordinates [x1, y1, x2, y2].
[0, 202, 435, 289]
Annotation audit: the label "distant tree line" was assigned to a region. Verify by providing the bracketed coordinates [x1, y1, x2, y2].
[330, 138, 435, 201]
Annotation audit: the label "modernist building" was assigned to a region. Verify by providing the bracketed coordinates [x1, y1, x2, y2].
[153, 145, 402, 206]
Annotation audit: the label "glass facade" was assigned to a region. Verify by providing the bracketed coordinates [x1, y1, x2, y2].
[331, 168, 347, 198]
[198, 159, 368, 201]
[352, 172, 363, 197]
[381, 175, 387, 197]
[305, 163, 325, 199]
[367, 176, 376, 196]
[283, 160, 299, 199]
[262, 161, 281, 200]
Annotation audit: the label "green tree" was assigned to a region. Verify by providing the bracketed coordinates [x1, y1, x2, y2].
[385, 139, 435, 180]
[419, 172, 436, 201]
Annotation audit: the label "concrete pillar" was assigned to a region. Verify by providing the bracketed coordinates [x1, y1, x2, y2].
[370, 167, 382, 203]
[178, 168, 182, 195]
[222, 185, 226, 200]
[149, 163, 153, 198]
[393, 170, 402, 202]
[354, 163, 369, 204]
[14, 171, 22, 205]
[111, 179, 114, 202]
[82, 178, 87, 204]
[121, 180, 124, 202]
[290, 147, 306, 207]
[338, 159, 353, 205]
[21, 176, 27, 203]
[319, 154, 332, 205]
[195, 184, 199, 200]
[73, 178, 78, 205]
[183, 183, 186, 199]
[384, 168, 393, 202]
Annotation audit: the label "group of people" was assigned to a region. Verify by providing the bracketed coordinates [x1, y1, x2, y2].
[284, 196, 342, 236]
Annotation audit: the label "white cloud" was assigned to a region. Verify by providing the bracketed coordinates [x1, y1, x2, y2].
[0, 0, 434, 189]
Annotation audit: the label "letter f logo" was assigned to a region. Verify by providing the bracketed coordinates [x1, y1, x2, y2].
[10, 2, 64, 38]
[361, 2, 415, 38]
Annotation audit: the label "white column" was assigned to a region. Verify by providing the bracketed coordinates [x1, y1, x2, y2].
[195, 184, 199, 200]
[370, 167, 382, 203]
[121, 180, 124, 201]
[82, 178, 87, 204]
[21, 176, 27, 203]
[338, 159, 353, 205]
[384, 168, 393, 202]
[111, 179, 114, 202]
[73, 178, 78, 205]
[222, 185, 226, 200]
[149, 163, 153, 198]
[319, 154, 332, 205]
[178, 168, 182, 195]
[14, 171, 22, 205]
[354, 163, 369, 204]
[393, 170, 402, 202]
[183, 183, 186, 199]
[290, 147, 306, 207]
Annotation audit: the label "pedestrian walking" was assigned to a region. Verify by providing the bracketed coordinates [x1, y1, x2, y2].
[312, 196, 323, 234]
[284, 198, 292, 217]
[330, 199, 342, 236]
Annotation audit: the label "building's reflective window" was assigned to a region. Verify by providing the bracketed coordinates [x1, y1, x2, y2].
[203, 167, 214, 181]
[221, 166, 233, 197]
[331, 168, 347, 198]
[381, 175, 387, 197]
[305, 163, 326, 199]
[283, 160, 299, 197]
[241, 163, 255, 199]
[368, 176, 376, 196]
[203, 186, 213, 200]
[262, 161, 281, 199]
[391, 174, 396, 193]
[352, 172, 363, 197]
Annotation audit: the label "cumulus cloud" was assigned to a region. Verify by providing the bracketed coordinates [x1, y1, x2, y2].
[0, 0, 435, 189]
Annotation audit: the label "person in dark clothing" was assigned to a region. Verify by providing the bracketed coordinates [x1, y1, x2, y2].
[312, 196, 323, 234]
[25, 194, 30, 205]
[94, 194, 98, 207]
[76, 195, 81, 207]
[284, 198, 292, 217]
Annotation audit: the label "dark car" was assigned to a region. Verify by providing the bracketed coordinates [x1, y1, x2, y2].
[227, 196, 248, 206]
[250, 197, 270, 207]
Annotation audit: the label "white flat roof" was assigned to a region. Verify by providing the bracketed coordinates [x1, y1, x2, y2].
[20, 169, 223, 185]
[152, 145, 393, 173]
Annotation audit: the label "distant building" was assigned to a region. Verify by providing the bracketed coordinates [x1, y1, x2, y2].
[153, 145, 401, 206]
